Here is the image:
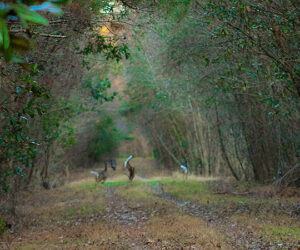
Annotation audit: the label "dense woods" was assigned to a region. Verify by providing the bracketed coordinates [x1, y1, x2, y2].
[1, 0, 300, 201]
[0, 0, 129, 209]
[0, 1, 299, 247]
[123, 0, 300, 185]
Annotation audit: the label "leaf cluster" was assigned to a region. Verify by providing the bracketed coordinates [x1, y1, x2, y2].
[0, 0, 70, 62]
[83, 34, 130, 62]
[85, 78, 117, 103]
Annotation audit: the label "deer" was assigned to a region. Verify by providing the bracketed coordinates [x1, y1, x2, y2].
[124, 155, 135, 184]
[108, 159, 117, 171]
[90, 159, 117, 185]
[180, 164, 188, 179]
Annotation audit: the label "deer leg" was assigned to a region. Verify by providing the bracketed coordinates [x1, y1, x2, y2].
[95, 177, 100, 188]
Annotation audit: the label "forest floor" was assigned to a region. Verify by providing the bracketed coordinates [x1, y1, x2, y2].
[1, 159, 300, 249]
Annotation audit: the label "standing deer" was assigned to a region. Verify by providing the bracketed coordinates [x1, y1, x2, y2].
[180, 164, 188, 179]
[109, 159, 117, 171]
[124, 155, 135, 183]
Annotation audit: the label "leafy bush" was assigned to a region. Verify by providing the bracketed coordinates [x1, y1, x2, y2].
[88, 114, 122, 161]
[85, 78, 117, 103]
[0, 218, 7, 236]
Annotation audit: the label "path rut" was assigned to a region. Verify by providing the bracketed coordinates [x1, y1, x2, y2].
[151, 183, 299, 250]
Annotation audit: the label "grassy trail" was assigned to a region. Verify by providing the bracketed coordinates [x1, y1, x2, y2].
[1, 167, 299, 249]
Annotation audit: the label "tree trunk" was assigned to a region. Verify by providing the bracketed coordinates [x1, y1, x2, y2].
[215, 104, 239, 181]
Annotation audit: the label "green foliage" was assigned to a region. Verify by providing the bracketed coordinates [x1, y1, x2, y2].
[60, 126, 77, 149]
[203, 0, 300, 95]
[123, 0, 300, 184]
[41, 97, 77, 143]
[12, 4, 49, 25]
[119, 99, 142, 116]
[83, 35, 130, 62]
[85, 78, 117, 103]
[0, 218, 7, 236]
[0, 0, 70, 62]
[0, 66, 49, 192]
[0, 62, 81, 193]
[0, 0, 133, 194]
[0, 19, 10, 50]
[88, 114, 122, 161]
[157, 0, 192, 22]
[90, 0, 109, 12]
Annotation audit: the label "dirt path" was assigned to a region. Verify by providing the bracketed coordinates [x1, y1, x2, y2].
[152, 183, 264, 249]
[151, 183, 300, 250]
[103, 186, 149, 227]
[100, 184, 224, 249]
[1, 173, 299, 249]
[101, 186, 149, 249]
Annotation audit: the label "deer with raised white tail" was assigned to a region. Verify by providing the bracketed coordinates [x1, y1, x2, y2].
[90, 162, 108, 185]
[124, 155, 135, 184]
[180, 164, 188, 179]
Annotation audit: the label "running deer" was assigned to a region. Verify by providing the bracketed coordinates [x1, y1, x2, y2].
[180, 164, 188, 179]
[90, 159, 116, 185]
[124, 155, 135, 183]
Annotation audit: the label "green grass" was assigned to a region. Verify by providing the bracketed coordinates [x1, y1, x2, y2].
[161, 179, 300, 245]
[117, 182, 152, 199]
[70, 179, 164, 200]
[263, 224, 300, 242]
[161, 179, 280, 206]
[64, 204, 105, 217]
[71, 178, 287, 210]
[146, 179, 163, 185]
[161, 179, 214, 202]
[102, 181, 129, 186]
[10, 176, 300, 249]
[71, 178, 291, 217]
[70, 180, 129, 193]
[233, 214, 300, 244]
[117, 179, 175, 199]
[70, 181, 96, 190]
